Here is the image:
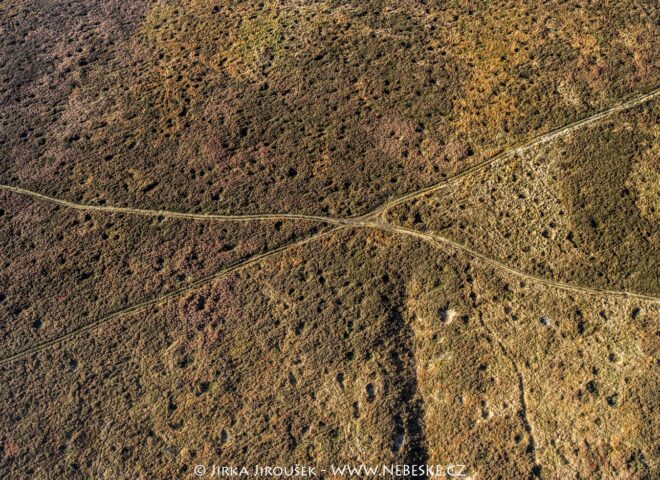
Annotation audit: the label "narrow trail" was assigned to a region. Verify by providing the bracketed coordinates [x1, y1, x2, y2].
[1, 87, 659, 366]
[0, 185, 349, 226]
[370, 222, 660, 303]
[0, 227, 345, 367]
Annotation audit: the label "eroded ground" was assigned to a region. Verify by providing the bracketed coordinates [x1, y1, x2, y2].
[1, 1, 659, 479]
[387, 100, 660, 296]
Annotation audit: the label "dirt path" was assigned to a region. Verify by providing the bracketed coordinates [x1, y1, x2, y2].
[370, 222, 660, 303]
[0, 184, 350, 226]
[1, 217, 657, 367]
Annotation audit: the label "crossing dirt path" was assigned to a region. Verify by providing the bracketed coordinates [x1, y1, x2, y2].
[1, 86, 658, 366]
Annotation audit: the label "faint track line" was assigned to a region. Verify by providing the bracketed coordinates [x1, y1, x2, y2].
[1, 218, 657, 367]
[477, 313, 542, 476]
[0, 227, 345, 367]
